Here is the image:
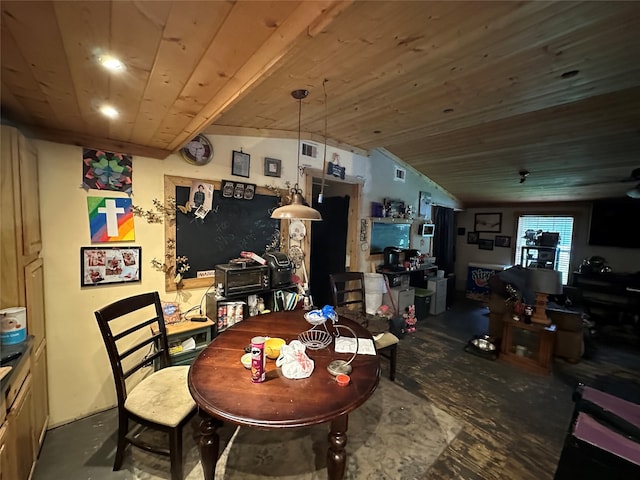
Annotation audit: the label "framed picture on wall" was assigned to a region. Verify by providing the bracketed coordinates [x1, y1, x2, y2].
[418, 191, 431, 217]
[495, 235, 511, 247]
[467, 231, 479, 244]
[474, 213, 502, 232]
[81, 246, 141, 287]
[232, 150, 250, 178]
[264, 157, 281, 177]
[478, 239, 494, 250]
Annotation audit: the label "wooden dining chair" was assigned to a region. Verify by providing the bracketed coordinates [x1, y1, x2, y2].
[329, 272, 399, 381]
[94, 291, 196, 480]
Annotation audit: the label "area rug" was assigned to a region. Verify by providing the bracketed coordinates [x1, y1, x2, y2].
[130, 377, 463, 479]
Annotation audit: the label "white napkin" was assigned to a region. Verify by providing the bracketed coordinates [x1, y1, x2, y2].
[334, 337, 376, 355]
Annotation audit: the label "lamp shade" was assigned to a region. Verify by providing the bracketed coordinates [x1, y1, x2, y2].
[270, 191, 322, 221]
[527, 268, 562, 295]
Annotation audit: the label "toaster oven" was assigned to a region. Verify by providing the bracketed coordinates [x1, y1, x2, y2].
[215, 263, 270, 297]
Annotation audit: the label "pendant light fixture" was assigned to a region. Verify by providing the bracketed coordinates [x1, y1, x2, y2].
[271, 89, 323, 221]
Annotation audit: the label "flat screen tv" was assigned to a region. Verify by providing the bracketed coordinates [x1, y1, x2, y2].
[370, 222, 411, 254]
[589, 198, 640, 249]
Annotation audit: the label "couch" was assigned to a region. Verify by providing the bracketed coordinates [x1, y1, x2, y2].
[487, 274, 586, 363]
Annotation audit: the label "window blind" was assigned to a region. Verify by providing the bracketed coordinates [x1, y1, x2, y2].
[515, 216, 575, 285]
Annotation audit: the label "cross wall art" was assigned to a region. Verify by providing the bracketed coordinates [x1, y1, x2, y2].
[87, 197, 135, 242]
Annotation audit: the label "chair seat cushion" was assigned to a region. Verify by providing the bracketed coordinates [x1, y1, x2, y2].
[125, 366, 195, 427]
[374, 332, 399, 349]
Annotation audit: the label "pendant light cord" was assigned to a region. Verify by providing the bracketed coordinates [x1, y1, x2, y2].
[295, 90, 302, 193]
[319, 79, 328, 204]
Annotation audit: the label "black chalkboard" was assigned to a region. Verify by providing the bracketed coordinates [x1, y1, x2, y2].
[175, 185, 280, 279]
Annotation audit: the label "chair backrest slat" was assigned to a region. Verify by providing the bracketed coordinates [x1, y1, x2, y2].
[329, 272, 367, 315]
[113, 317, 160, 343]
[123, 349, 164, 379]
[119, 333, 162, 361]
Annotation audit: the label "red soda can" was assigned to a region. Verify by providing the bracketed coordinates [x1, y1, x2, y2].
[250, 336, 266, 383]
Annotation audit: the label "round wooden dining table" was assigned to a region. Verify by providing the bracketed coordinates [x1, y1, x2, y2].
[188, 309, 380, 480]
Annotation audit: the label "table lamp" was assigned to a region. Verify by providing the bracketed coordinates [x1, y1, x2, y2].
[527, 268, 563, 326]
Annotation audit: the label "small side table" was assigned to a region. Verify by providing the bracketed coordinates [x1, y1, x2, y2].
[152, 319, 215, 367]
[500, 318, 556, 375]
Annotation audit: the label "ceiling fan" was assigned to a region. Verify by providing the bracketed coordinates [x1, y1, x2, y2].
[575, 167, 640, 198]
[619, 168, 640, 198]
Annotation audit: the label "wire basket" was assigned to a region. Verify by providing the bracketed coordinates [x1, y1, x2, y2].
[298, 329, 332, 350]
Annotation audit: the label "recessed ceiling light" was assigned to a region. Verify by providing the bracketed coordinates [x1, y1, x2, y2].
[100, 105, 119, 118]
[98, 55, 125, 71]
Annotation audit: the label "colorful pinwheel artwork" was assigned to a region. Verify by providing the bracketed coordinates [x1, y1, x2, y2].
[82, 148, 132, 194]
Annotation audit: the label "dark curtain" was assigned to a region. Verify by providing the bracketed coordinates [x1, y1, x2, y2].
[433, 206, 455, 274]
[309, 195, 350, 307]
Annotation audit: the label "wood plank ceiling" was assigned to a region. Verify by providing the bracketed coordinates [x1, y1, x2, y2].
[2, 1, 639, 206]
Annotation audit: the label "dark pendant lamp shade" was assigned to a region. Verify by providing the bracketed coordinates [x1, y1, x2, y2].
[271, 89, 323, 221]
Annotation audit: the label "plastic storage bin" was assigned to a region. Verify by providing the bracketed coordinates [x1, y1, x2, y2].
[414, 288, 433, 321]
[364, 273, 387, 314]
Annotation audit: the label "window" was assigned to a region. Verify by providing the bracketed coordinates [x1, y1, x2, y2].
[514, 215, 575, 285]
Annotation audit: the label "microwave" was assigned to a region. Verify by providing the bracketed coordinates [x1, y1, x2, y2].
[215, 264, 270, 297]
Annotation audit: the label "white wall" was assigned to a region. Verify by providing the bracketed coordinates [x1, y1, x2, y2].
[359, 149, 459, 268]
[37, 134, 456, 426]
[454, 204, 640, 293]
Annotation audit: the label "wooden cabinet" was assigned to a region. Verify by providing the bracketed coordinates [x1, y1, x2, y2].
[31, 339, 49, 453]
[1, 126, 42, 307]
[15, 131, 42, 259]
[0, 125, 48, 470]
[24, 258, 46, 348]
[5, 374, 35, 480]
[500, 318, 557, 375]
[10, 376, 34, 480]
[0, 421, 11, 480]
